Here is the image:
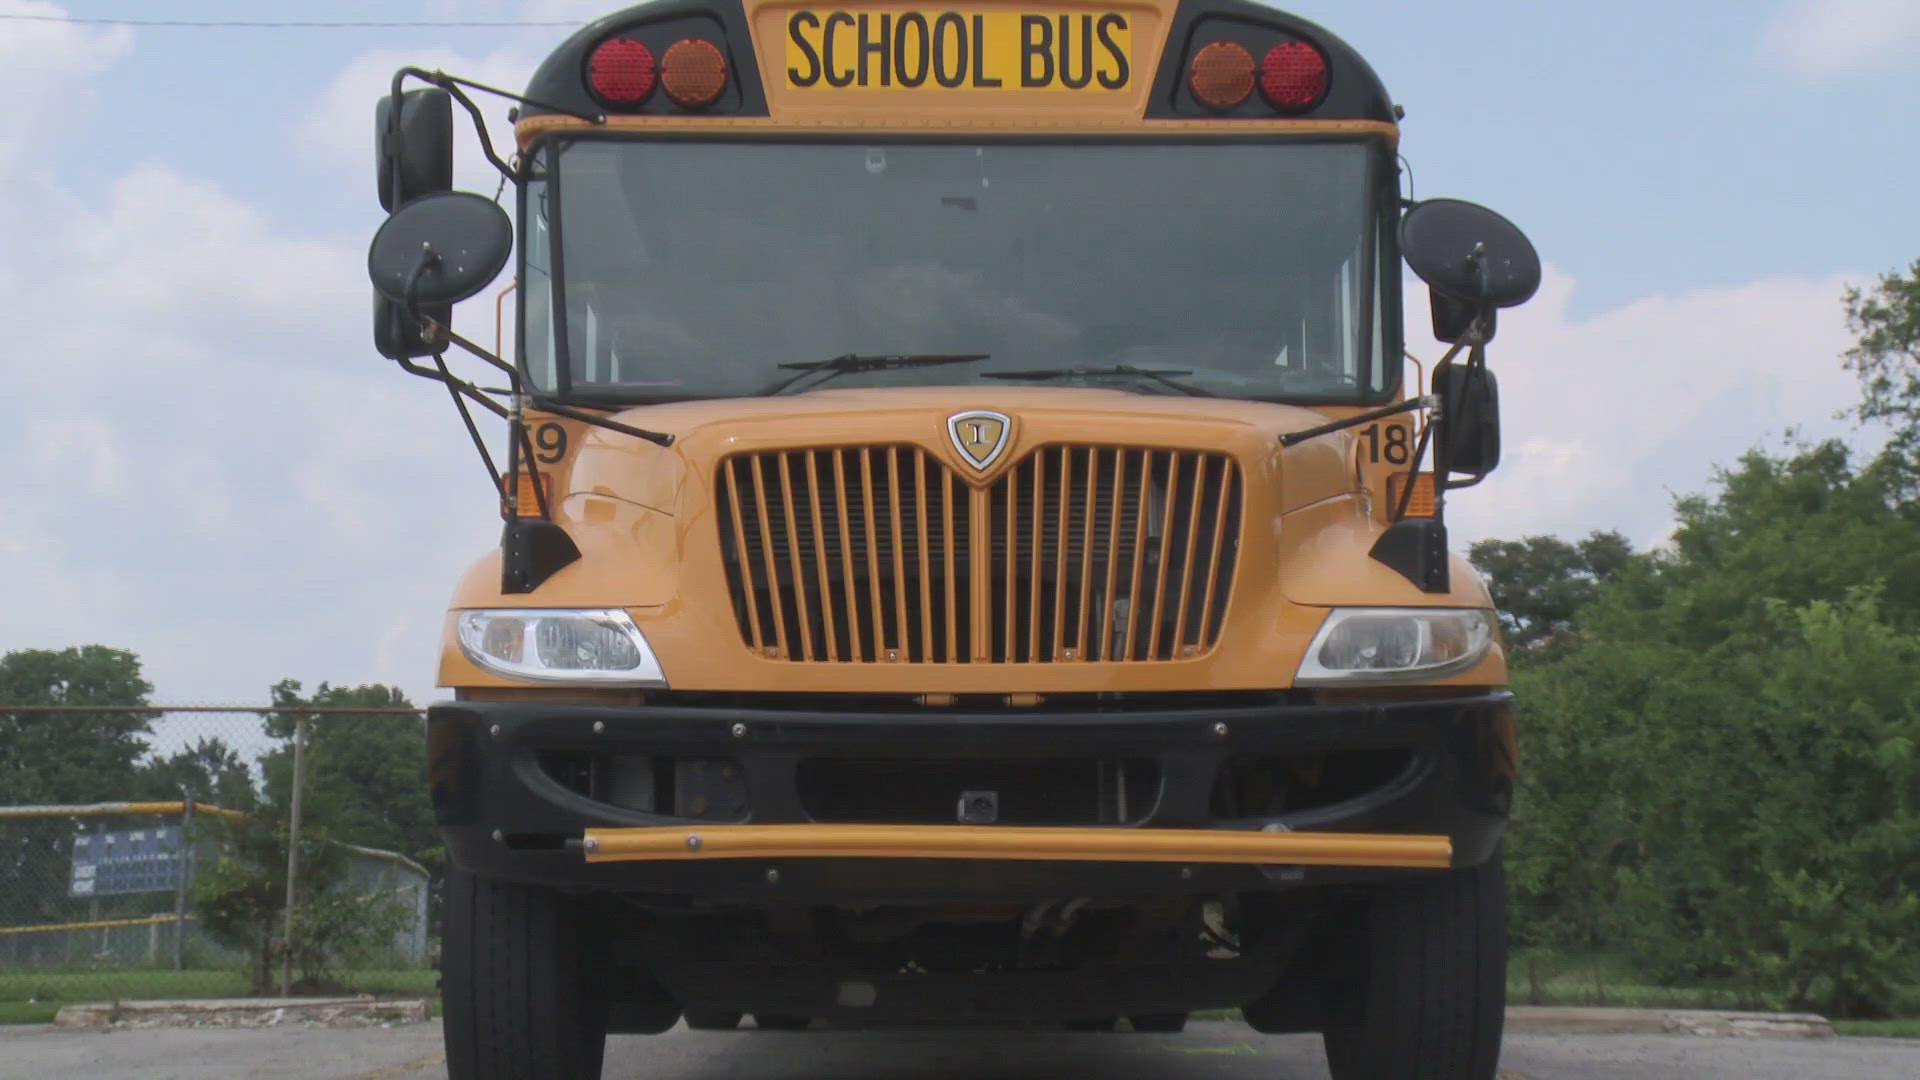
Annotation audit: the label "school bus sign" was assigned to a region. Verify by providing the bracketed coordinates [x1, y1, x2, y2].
[784, 8, 1133, 92]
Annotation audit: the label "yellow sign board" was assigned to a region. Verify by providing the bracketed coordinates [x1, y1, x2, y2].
[783, 8, 1134, 93]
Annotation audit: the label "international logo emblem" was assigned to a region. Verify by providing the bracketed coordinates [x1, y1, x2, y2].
[947, 410, 1012, 471]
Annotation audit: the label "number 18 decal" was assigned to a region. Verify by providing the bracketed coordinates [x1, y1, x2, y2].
[1362, 423, 1410, 465]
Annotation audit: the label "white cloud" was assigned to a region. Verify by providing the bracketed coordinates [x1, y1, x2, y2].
[4, 158, 497, 706]
[297, 47, 538, 199]
[1433, 265, 1871, 549]
[1761, 0, 1920, 77]
[0, 1, 130, 175]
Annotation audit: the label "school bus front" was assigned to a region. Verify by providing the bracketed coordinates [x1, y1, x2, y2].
[365, 2, 1540, 1076]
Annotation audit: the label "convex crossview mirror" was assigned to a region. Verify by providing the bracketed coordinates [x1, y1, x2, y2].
[1401, 198, 1541, 343]
[367, 191, 513, 309]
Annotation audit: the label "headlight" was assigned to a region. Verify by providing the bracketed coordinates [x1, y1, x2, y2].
[455, 609, 667, 686]
[1296, 607, 1493, 685]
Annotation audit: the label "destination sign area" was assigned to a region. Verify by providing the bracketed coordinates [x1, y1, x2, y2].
[784, 7, 1133, 92]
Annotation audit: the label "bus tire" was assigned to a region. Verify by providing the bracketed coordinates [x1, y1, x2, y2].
[684, 1008, 743, 1030]
[1321, 854, 1506, 1080]
[442, 869, 609, 1080]
[753, 1013, 811, 1031]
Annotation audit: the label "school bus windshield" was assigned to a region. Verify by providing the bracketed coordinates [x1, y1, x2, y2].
[523, 139, 1395, 403]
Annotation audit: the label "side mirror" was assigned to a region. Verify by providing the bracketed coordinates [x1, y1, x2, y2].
[1435, 362, 1499, 476]
[376, 88, 453, 212]
[1401, 198, 1540, 343]
[367, 191, 513, 308]
[374, 294, 451, 360]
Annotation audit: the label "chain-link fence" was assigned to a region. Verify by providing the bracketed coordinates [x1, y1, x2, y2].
[0, 705, 438, 1015]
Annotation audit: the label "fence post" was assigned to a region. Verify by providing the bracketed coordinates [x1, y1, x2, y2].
[173, 795, 194, 971]
[280, 714, 308, 996]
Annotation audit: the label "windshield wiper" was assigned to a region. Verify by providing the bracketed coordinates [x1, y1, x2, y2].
[982, 365, 1214, 397]
[760, 353, 991, 395]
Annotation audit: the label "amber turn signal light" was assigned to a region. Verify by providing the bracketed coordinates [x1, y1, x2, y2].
[1387, 472, 1437, 518]
[661, 38, 727, 109]
[1188, 40, 1255, 111]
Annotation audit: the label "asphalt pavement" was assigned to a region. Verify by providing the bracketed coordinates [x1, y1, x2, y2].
[6, 1019, 1918, 1079]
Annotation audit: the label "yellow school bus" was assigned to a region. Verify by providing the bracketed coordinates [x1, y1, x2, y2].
[365, 1, 1539, 1076]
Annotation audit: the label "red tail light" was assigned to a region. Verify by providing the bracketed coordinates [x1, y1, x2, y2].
[1189, 41, 1255, 111]
[588, 37, 656, 107]
[661, 38, 728, 109]
[1260, 39, 1327, 112]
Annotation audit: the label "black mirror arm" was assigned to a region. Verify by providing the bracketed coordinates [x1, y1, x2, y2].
[420, 316, 677, 449]
[1278, 395, 1436, 449]
[391, 67, 603, 187]
[528, 397, 676, 448]
[393, 356, 509, 419]
[1278, 334, 1473, 450]
[432, 354, 506, 513]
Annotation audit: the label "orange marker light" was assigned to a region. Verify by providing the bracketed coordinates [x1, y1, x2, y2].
[1387, 472, 1437, 518]
[1189, 41, 1255, 111]
[505, 471, 552, 517]
[661, 38, 727, 109]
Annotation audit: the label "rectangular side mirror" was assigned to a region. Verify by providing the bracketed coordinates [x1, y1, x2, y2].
[374, 293, 451, 360]
[376, 88, 453, 212]
[1436, 363, 1500, 477]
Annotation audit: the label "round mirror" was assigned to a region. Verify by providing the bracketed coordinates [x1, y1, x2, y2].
[1400, 198, 1541, 309]
[367, 191, 512, 307]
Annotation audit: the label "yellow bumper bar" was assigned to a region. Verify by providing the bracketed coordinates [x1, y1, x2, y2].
[581, 825, 1452, 869]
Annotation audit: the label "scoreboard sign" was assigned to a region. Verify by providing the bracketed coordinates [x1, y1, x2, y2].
[69, 826, 184, 897]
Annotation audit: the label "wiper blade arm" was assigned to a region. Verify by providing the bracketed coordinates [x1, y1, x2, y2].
[982, 365, 1214, 397]
[761, 353, 991, 395]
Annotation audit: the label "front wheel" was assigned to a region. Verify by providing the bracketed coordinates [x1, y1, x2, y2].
[442, 869, 609, 1080]
[1321, 854, 1507, 1080]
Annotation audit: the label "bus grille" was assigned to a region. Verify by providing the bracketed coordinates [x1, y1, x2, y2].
[716, 445, 1243, 664]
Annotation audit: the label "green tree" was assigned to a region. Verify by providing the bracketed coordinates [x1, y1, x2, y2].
[1467, 530, 1634, 654]
[1845, 259, 1920, 463]
[0, 646, 155, 804]
[192, 814, 407, 993]
[1497, 437, 1920, 1016]
[259, 681, 437, 873]
[0, 647, 155, 925]
[138, 737, 258, 811]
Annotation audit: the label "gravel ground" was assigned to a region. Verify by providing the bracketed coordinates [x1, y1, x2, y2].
[5, 1018, 1918, 1079]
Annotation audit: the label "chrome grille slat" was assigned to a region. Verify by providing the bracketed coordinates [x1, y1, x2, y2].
[718, 445, 1242, 664]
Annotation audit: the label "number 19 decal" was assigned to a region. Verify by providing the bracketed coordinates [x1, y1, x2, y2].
[1362, 423, 1410, 465]
[533, 422, 569, 464]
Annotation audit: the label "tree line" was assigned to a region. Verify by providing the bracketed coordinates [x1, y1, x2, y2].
[0, 654, 431, 989]
[1473, 261, 1920, 1018]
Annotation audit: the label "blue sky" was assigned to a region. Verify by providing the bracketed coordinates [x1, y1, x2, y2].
[3, 0, 1916, 705]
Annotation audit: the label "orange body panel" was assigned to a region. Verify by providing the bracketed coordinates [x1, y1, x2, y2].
[439, 388, 1504, 693]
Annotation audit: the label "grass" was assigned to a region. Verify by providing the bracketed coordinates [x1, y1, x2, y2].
[1833, 1018, 1920, 1039]
[0, 967, 437, 1023]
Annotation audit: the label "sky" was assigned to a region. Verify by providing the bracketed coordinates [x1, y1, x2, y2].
[0, 0, 1915, 707]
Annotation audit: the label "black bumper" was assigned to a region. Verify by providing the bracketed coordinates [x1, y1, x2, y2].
[428, 692, 1515, 902]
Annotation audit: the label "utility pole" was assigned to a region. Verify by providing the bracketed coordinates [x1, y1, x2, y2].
[280, 715, 308, 996]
